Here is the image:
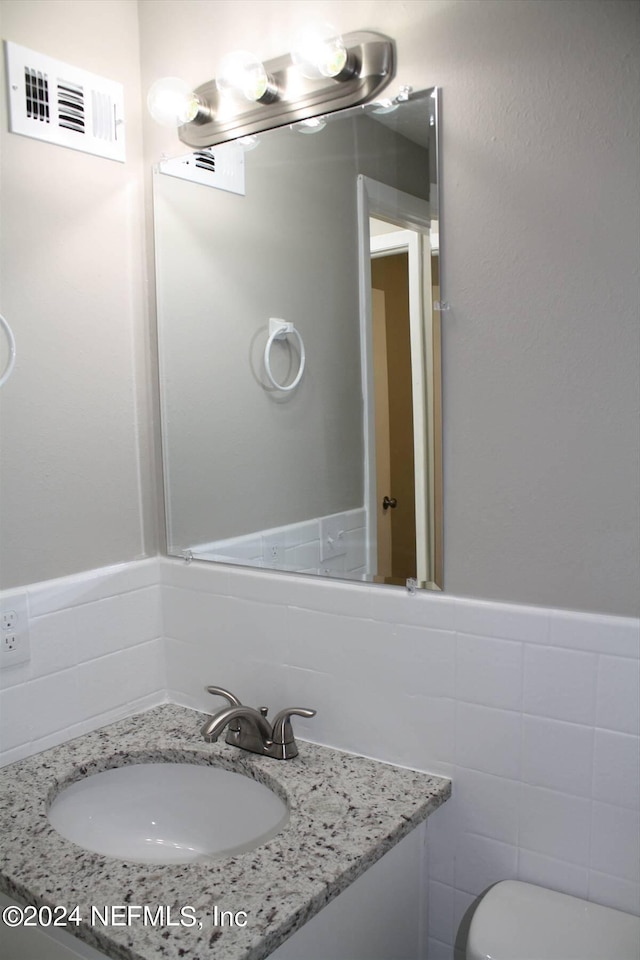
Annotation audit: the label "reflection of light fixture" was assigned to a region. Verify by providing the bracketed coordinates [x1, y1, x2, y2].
[368, 98, 398, 115]
[238, 134, 260, 151]
[291, 22, 355, 80]
[292, 116, 326, 134]
[216, 51, 278, 104]
[148, 30, 395, 148]
[147, 77, 209, 127]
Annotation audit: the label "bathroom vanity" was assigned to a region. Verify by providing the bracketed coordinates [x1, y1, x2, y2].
[0, 704, 450, 960]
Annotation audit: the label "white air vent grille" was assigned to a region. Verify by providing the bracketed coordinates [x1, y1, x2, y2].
[159, 144, 245, 195]
[4, 41, 125, 163]
[57, 80, 84, 133]
[195, 150, 216, 173]
[25, 67, 50, 121]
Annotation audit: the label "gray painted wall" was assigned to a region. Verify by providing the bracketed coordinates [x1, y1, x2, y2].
[0, 0, 157, 589]
[0, 0, 637, 617]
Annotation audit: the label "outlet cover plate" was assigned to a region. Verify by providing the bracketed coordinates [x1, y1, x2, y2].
[0, 591, 31, 667]
[320, 515, 347, 562]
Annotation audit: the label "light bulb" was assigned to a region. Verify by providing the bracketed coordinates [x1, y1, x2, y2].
[368, 99, 398, 115]
[238, 135, 261, 151]
[216, 51, 277, 103]
[292, 116, 327, 134]
[291, 22, 351, 80]
[147, 77, 203, 127]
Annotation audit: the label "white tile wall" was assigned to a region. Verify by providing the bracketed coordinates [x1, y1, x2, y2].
[1, 556, 639, 960]
[160, 558, 640, 960]
[0, 559, 166, 766]
[190, 507, 368, 577]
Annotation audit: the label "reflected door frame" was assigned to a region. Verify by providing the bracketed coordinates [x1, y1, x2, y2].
[357, 176, 432, 586]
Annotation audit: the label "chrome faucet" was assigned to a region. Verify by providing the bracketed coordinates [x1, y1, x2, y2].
[200, 685, 316, 760]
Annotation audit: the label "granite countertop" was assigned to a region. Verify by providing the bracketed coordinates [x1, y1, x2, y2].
[0, 703, 451, 960]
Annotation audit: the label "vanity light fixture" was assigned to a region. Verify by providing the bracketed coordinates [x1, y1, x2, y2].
[147, 29, 395, 149]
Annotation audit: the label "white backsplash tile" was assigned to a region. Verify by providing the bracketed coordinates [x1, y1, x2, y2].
[164, 637, 211, 710]
[158, 556, 230, 594]
[588, 870, 640, 915]
[0, 657, 30, 690]
[454, 833, 519, 896]
[1, 554, 639, 958]
[517, 849, 589, 899]
[518, 785, 592, 866]
[549, 610, 640, 658]
[1, 560, 164, 767]
[592, 729, 640, 809]
[426, 935, 456, 960]
[390, 625, 456, 699]
[28, 668, 83, 740]
[426, 802, 457, 887]
[454, 597, 549, 644]
[26, 558, 159, 617]
[74, 595, 138, 661]
[521, 715, 595, 798]
[162, 585, 232, 645]
[452, 889, 477, 945]
[453, 768, 521, 846]
[596, 655, 640, 735]
[523, 644, 598, 725]
[0, 683, 33, 750]
[590, 802, 640, 883]
[393, 694, 455, 775]
[455, 702, 522, 779]
[28, 607, 79, 679]
[428, 880, 455, 946]
[455, 633, 523, 710]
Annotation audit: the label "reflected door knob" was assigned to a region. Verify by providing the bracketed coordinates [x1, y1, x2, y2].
[382, 496, 398, 510]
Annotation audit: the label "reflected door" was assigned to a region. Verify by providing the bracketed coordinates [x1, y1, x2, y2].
[371, 252, 417, 581]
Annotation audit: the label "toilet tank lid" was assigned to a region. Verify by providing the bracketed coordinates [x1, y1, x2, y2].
[466, 881, 640, 960]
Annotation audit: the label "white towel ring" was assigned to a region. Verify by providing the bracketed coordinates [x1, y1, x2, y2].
[264, 318, 306, 392]
[0, 313, 17, 388]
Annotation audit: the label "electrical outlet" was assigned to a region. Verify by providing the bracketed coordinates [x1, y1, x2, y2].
[0, 591, 31, 667]
[262, 532, 283, 569]
[320, 515, 347, 561]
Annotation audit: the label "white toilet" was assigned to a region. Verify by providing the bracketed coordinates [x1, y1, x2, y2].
[466, 880, 640, 960]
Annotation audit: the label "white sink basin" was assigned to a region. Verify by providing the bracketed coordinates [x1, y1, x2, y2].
[48, 763, 289, 864]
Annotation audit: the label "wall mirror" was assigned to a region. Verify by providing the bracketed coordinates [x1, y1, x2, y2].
[153, 87, 442, 590]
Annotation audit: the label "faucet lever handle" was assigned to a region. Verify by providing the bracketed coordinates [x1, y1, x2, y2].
[270, 707, 317, 745]
[205, 685, 243, 707]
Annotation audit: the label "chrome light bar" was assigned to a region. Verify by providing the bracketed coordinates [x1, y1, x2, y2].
[177, 31, 395, 149]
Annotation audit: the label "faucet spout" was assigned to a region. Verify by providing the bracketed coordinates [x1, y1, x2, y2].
[200, 705, 273, 744]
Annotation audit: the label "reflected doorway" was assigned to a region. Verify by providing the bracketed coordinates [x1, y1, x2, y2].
[371, 249, 417, 581]
[358, 172, 440, 589]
